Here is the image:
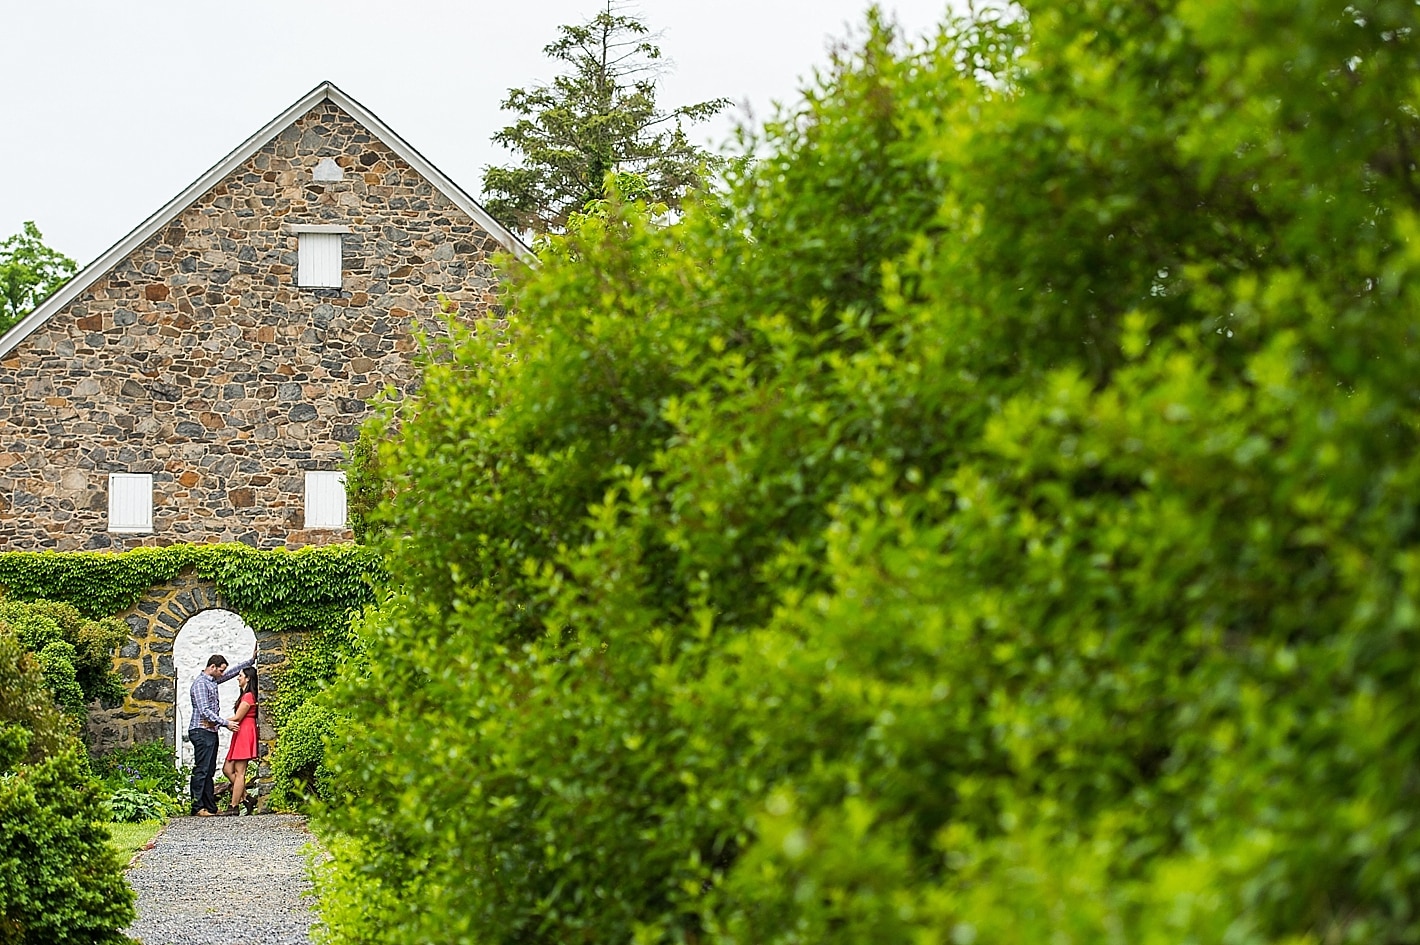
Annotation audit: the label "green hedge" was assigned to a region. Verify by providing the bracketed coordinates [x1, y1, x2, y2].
[268, 702, 337, 809]
[317, 3, 1420, 944]
[0, 629, 133, 943]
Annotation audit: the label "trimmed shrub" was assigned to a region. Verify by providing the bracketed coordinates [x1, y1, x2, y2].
[0, 599, 126, 709]
[0, 629, 134, 943]
[269, 701, 337, 808]
[316, 3, 1420, 944]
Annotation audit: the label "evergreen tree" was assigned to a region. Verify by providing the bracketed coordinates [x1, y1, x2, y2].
[481, 3, 729, 233]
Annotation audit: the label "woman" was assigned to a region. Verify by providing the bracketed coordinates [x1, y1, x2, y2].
[221, 666, 260, 815]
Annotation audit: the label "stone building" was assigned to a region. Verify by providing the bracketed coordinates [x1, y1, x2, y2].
[0, 81, 528, 551]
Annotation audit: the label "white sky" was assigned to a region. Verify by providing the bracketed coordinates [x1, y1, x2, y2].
[2, 0, 954, 266]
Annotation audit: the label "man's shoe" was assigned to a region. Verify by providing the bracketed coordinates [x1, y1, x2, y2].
[196, 809, 214, 817]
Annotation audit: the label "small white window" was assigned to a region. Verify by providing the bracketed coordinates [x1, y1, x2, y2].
[298, 233, 342, 288]
[108, 473, 153, 533]
[305, 471, 347, 529]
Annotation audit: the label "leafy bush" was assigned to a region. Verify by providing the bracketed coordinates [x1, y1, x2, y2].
[0, 628, 134, 942]
[91, 738, 188, 797]
[92, 739, 189, 822]
[269, 701, 337, 808]
[267, 624, 359, 732]
[103, 784, 168, 824]
[0, 599, 126, 709]
[32, 642, 84, 715]
[316, 3, 1420, 945]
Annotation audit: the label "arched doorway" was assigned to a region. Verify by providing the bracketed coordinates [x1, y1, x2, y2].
[173, 609, 257, 768]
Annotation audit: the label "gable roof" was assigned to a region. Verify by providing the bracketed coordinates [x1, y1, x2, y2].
[0, 80, 531, 360]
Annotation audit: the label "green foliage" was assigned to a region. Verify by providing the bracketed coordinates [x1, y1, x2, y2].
[32, 643, 83, 716]
[0, 222, 76, 336]
[345, 426, 386, 545]
[269, 702, 337, 808]
[92, 739, 188, 822]
[0, 629, 134, 943]
[319, 3, 1420, 945]
[482, 2, 729, 233]
[0, 543, 382, 633]
[102, 784, 168, 824]
[91, 739, 187, 797]
[0, 599, 126, 710]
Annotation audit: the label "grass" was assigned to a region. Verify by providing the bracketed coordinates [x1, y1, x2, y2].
[106, 820, 165, 860]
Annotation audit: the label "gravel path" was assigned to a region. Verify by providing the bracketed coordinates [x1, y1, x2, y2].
[125, 814, 324, 945]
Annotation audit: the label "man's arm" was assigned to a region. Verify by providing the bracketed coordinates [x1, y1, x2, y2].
[215, 652, 257, 684]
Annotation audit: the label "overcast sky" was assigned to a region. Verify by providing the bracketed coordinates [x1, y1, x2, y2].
[2, 0, 954, 267]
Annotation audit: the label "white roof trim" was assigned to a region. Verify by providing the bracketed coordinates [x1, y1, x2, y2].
[0, 80, 531, 360]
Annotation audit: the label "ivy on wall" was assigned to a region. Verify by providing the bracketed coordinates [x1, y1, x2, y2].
[0, 543, 384, 801]
[0, 543, 384, 633]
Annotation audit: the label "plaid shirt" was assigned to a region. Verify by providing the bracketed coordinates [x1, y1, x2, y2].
[188, 658, 253, 733]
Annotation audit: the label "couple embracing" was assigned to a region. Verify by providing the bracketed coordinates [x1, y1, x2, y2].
[188, 646, 261, 817]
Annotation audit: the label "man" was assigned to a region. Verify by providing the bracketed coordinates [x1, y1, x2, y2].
[189, 647, 257, 817]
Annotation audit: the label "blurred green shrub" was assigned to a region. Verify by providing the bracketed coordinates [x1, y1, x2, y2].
[0, 628, 134, 942]
[315, 2, 1420, 944]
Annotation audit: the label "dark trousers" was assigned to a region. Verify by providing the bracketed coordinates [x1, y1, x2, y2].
[189, 728, 219, 814]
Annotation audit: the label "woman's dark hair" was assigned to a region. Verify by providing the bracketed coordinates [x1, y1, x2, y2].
[233, 666, 259, 715]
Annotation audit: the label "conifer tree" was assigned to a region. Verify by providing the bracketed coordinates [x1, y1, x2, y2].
[482, 3, 729, 233]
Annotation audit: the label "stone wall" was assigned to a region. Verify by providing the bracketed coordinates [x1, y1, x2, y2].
[0, 100, 507, 550]
[92, 572, 298, 800]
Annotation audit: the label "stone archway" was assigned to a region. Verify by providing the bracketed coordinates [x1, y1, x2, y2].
[88, 574, 227, 754]
[173, 609, 256, 768]
[88, 572, 294, 778]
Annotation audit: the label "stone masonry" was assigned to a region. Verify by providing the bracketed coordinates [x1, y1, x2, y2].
[0, 97, 510, 550]
[93, 572, 299, 800]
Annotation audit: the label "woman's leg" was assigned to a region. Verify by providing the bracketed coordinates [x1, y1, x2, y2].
[229, 759, 248, 809]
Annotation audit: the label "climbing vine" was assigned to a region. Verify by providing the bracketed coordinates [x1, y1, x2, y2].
[0, 543, 383, 633]
[0, 543, 385, 807]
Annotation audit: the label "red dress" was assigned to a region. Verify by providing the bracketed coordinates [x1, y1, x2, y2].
[226, 692, 258, 761]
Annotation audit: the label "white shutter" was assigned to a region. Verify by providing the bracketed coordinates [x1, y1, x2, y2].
[298, 233, 342, 288]
[108, 473, 153, 532]
[305, 471, 348, 529]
